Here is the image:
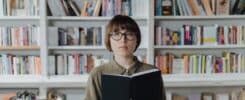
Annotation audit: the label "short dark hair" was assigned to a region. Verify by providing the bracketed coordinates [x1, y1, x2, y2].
[105, 15, 141, 52]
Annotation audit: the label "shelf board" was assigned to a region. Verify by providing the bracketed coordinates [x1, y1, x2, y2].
[48, 46, 106, 50]
[44, 73, 245, 88]
[0, 16, 40, 20]
[154, 45, 245, 49]
[47, 16, 147, 21]
[154, 15, 245, 20]
[49, 46, 147, 50]
[0, 46, 40, 50]
[0, 75, 42, 88]
[163, 73, 245, 87]
[45, 75, 89, 88]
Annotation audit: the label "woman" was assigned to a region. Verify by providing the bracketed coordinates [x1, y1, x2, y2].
[85, 15, 166, 100]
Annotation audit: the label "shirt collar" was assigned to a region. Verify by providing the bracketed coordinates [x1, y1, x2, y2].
[111, 56, 141, 75]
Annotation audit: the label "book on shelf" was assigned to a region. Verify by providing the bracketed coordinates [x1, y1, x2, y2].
[48, 26, 103, 46]
[161, 0, 172, 16]
[48, 54, 110, 76]
[47, 0, 147, 17]
[102, 69, 162, 100]
[47, 0, 67, 16]
[172, 94, 188, 100]
[202, 25, 217, 45]
[201, 92, 215, 100]
[155, 0, 245, 16]
[172, 58, 185, 74]
[199, 0, 214, 16]
[155, 0, 162, 16]
[182, 0, 193, 16]
[102, 0, 146, 16]
[168, 89, 245, 100]
[0, 55, 41, 75]
[0, 0, 39, 16]
[155, 51, 245, 74]
[216, 0, 230, 15]
[93, 0, 102, 16]
[0, 25, 40, 47]
[187, 0, 201, 16]
[232, 0, 245, 14]
[61, 0, 77, 16]
[67, 0, 80, 16]
[216, 93, 229, 100]
[121, 0, 132, 16]
[155, 24, 245, 46]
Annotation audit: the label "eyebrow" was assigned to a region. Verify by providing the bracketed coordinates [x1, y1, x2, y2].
[113, 31, 134, 34]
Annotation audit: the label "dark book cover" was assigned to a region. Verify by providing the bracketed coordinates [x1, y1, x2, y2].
[86, 27, 94, 46]
[102, 69, 162, 100]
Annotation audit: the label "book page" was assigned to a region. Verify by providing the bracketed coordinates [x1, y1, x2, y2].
[131, 68, 159, 77]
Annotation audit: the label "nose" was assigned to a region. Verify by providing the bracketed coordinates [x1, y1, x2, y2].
[121, 34, 127, 42]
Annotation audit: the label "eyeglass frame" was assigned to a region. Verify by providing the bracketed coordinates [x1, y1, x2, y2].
[109, 31, 136, 41]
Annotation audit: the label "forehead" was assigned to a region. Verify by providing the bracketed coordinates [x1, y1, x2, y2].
[115, 30, 127, 33]
[111, 23, 134, 32]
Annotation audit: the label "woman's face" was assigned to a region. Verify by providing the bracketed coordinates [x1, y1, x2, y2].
[110, 29, 137, 57]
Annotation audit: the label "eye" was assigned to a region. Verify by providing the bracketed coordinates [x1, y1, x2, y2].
[126, 32, 135, 36]
[113, 32, 121, 36]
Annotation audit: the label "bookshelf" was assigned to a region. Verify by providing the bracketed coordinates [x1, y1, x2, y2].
[1, 0, 245, 100]
[0, 0, 42, 99]
[45, 75, 89, 88]
[45, 0, 150, 100]
[0, 75, 42, 88]
[155, 0, 245, 99]
[163, 73, 245, 87]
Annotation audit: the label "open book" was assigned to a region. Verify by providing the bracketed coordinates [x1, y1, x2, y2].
[102, 69, 163, 100]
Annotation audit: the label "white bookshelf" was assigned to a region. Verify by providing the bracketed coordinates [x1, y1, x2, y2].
[0, 46, 39, 49]
[45, 75, 89, 88]
[154, 15, 245, 20]
[155, 45, 245, 49]
[48, 46, 106, 50]
[0, 75, 43, 88]
[0, 16, 40, 26]
[0, 16, 40, 20]
[41, 73, 245, 88]
[1, 0, 245, 99]
[48, 16, 148, 21]
[0, 1, 43, 98]
[153, 0, 245, 99]
[163, 73, 245, 87]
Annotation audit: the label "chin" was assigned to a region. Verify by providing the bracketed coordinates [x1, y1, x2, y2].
[117, 52, 133, 57]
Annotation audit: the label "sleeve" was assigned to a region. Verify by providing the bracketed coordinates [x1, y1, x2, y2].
[84, 68, 102, 100]
[154, 65, 166, 100]
[161, 75, 167, 100]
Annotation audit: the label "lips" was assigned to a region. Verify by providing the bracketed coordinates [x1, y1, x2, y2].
[119, 46, 127, 48]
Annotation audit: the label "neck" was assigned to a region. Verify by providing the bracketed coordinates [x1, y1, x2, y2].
[114, 55, 135, 69]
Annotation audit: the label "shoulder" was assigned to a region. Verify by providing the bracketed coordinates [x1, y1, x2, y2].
[89, 62, 112, 77]
[140, 62, 159, 70]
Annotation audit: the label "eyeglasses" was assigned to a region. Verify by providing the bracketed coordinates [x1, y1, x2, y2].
[109, 32, 136, 41]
